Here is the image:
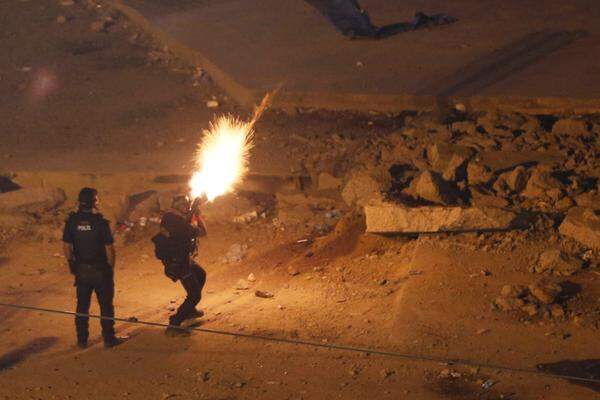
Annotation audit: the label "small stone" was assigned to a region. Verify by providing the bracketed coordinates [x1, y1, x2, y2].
[550, 304, 565, 319]
[255, 290, 274, 299]
[206, 100, 219, 108]
[501, 285, 527, 298]
[380, 368, 395, 379]
[529, 278, 562, 305]
[534, 249, 583, 276]
[247, 273, 256, 282]
[287, 265, 300, 276]
[521, 303, 539, 317]
[494, 296, 525, 311]
[91, 20, 108, 33]
[56, 15, 67, 24]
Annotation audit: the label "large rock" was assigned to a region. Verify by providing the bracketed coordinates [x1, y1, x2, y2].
[365, 204, 523, 233]
[467, 162, 493, 185]
[552, 118, 591, 138]
[427, 143, 475, 174]
[503, 166, 528, 193]
[533, 249, 583, 276]
[409, 170, 461, 205]
[0, 186, 66, 212]
[559, 207, 600, 250]
[574, 191, 600, 209]
[522, 168, 563, 200]
[341, 171, 381, 207]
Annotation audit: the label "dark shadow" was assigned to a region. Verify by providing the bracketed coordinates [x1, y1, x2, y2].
[0, 337, 58, 372]
[0, 257, 8, 267]
[422, 30, 587, 97]
[304, 0, 455, 39]
[557, 281, 582, 303]
[127, 190, 157, 209]
[538, 359, 600, 393]
[0, 176, 20, 193]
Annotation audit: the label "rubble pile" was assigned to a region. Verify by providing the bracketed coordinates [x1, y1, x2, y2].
[494, 278, 573, 321]
[291, 111, 598, 242]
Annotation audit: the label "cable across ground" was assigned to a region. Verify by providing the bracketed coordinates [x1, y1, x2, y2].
[0, 302, 598, 386]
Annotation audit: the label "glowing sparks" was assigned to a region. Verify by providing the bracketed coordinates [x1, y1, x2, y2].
[189, 116, 254, 201]
[189, 93, 273, 202]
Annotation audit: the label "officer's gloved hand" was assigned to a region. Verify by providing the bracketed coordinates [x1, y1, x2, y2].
[68, 259, 78, 275]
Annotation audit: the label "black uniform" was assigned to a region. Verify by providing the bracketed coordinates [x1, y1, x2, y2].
[152, 211, 206, 326]
[63, 211, 115, 344]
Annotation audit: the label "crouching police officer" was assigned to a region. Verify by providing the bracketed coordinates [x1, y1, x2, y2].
[152, 195, 207, 336]
[62, 187, 124, 348]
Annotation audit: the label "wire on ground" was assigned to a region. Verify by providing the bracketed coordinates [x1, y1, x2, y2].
[0, 302, 598, 386]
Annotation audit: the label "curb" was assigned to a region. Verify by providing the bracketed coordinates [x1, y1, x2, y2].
[105, 0, 600, 114]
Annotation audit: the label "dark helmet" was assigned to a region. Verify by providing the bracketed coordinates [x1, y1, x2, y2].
[78, 187, 98, 209]
[171, 195, 191, 213]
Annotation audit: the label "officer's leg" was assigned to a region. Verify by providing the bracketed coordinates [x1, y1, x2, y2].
[75, 282, 93, 345]
[170, 273, 200, 326]
[191, 262, 206, 301]
[94, 274, 116, 341]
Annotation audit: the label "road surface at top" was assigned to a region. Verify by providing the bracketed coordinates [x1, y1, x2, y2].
[113, 0, 600, 112]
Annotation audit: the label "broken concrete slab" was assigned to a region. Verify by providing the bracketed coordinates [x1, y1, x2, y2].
[0, 186, 66, 212]
[559, 207, 600, 250]
[365, 204, 524, 233]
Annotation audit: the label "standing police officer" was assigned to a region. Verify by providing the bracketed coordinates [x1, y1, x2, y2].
[152, 195, 207, 336]
[63, 187, 123, 348]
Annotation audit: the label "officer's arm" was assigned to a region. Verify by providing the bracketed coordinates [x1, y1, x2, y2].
[106, 245, 116, 269]
[63, 242, 73, 260]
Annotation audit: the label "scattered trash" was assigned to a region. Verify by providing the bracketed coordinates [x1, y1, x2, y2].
[206, 100, 219, 108]
[233, 211, 258, 224]
[295, 238, 313, 245]
[482, 379, 497, 390]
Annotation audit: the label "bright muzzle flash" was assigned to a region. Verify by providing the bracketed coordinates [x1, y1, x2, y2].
[189, 93, 272, 202]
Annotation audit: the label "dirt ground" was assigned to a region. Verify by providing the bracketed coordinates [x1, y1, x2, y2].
[0, 1, 599, 400]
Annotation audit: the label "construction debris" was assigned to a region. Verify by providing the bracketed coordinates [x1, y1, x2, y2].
[0, 186, 66, 212]
[559, 207, 600, 250]
[364, 204, 524, 233]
